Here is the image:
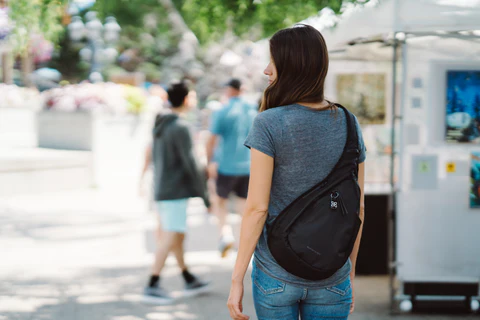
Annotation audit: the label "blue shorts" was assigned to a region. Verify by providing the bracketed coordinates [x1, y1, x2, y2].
[155, 199, 188, 233]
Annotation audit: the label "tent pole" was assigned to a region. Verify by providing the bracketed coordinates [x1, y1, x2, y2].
[389, 32, 399, 314]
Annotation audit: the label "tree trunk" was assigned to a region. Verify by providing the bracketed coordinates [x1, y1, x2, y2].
[2, 52, 13, 84]
[21, 51, 33, 87]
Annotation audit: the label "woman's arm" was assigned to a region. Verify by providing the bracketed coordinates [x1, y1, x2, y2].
[232, 148, 273, 281]
[228, 148, 273, 320]
[349, 161, 366, 275]
[349, 161, 365, 314]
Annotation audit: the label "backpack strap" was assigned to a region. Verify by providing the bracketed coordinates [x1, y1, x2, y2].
[335, 103, 359, 153]
[272, 104, 361, 214]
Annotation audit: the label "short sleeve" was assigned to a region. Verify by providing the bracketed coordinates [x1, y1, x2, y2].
[244, 113, 276, 158]
[353, 115, 367, 163]
[209, 109, 223, 135]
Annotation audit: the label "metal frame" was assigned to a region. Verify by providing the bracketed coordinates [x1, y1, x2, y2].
[388, 33, 399, 313]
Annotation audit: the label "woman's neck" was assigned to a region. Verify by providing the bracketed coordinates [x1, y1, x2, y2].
[297, 100, 331, 110]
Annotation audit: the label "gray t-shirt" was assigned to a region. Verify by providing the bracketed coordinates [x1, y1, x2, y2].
[244, 104, 366, 288]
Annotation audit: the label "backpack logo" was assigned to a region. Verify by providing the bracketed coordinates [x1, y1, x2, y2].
[331, 201, 338, 209]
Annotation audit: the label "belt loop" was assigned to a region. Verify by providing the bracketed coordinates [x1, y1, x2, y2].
[301, 288, 308, 300]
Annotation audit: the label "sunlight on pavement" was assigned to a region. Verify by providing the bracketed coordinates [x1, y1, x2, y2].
[146, 312, 175, 319]
[77, 295, 119, 304]
[172, 311, 198, 319]
[0, 296, 60, 312]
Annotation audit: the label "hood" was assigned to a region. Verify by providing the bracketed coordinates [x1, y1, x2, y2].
[153, 113, 178, 137]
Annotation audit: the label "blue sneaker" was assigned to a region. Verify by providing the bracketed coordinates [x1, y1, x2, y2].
[183, 277, 212, 297]
[143, 286, 174, 305]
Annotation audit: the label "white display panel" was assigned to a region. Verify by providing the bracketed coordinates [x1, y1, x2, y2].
[397, 39, 480, 282]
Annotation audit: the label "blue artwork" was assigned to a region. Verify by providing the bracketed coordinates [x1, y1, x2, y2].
[470, 152, 480, 208]
[446, 71, 480, 143]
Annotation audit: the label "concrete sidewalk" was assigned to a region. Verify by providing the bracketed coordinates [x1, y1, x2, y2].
[0, 189, 475, 320]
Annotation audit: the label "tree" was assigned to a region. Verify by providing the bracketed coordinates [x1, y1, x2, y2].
[94, 0, 186, 78]
[177, 0, 370, 44]
[93, 0, 370, 77]
[9, 0, 67, 54]
[96, 0, 371, 45]
[4, 0, 67, 85]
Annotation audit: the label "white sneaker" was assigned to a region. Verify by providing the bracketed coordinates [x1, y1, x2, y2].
[219, 236, 235, 258]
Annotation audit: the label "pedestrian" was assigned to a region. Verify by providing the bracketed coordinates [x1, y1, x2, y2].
[140, 80, 211, 304]
[227, 24, 366, 320]
[205, 78, 257, 258]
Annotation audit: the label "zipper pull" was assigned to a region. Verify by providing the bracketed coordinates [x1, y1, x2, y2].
[331, 191, 348, 216]
[330, 192, 339, 210]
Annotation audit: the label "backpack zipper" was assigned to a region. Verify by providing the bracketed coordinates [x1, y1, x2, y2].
[330, 191, 348, 216]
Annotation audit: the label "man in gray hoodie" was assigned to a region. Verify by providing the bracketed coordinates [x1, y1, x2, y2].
[141, 81, 210, 303]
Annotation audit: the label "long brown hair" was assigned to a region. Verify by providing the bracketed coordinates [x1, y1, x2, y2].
[260, 24, 330, 112]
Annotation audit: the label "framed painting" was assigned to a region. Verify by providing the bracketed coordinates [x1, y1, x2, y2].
[446, 71, 480, 143]
[336, 73, 386, 125]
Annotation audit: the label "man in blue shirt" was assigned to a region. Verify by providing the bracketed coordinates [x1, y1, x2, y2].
[206, 78, 257, 257]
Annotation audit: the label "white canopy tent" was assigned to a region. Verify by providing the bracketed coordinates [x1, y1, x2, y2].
[324, 0, 480, 50]
[318, 0, 480, 313]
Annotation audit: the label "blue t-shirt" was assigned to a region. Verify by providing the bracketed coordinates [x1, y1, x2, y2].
[210, 97, 257, 176]
[244, 104, 366, 288]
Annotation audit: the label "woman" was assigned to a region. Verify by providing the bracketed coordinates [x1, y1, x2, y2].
[227, 25, 366, 320]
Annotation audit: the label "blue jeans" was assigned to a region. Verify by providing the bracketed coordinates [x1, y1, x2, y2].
[252, 262, 352, 320]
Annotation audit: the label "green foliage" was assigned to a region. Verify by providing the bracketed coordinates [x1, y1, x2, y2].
[93, 0, 182, 70]
[136, 62, 162, 82]
[47, 32, 87, 82]
[94, 0, 370, 47]
[176, 0, 371, 44]
[9, 0, 68, 54]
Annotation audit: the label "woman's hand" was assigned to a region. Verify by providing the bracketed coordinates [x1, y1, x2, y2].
[227, 280, 249, 320]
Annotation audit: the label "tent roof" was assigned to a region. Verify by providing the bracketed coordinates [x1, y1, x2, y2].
[323, 0, 480, 49]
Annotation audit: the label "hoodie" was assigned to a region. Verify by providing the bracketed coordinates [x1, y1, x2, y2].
[152, 113, 210, 207]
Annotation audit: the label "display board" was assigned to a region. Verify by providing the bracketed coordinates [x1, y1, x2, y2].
[397, 39, 480, 284]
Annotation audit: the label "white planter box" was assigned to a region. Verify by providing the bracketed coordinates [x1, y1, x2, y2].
[0, 108, 37, 148]
[37, 110, 155, 188]
[37, 111, 96, 151]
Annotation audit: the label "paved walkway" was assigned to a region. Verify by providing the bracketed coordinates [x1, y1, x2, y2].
[0, 189, 476, 320]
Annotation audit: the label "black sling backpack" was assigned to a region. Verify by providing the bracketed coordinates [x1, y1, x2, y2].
[267, 104, 362, 281]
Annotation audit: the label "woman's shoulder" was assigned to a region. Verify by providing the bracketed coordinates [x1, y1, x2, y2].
[256, 105, 296, 119]
[253, 108, 288, 130]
